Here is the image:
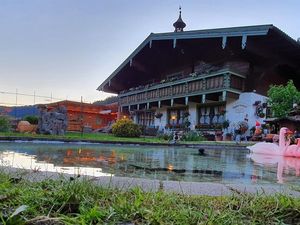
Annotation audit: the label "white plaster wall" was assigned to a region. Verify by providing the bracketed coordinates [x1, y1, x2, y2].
[154, 107, 167, 131]
[226, 92, 268, 134]
[189, 102, 197, 130]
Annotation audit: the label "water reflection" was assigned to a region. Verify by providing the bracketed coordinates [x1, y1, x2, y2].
[0, 150, 112, 177]
[249, 153, 300, 184]
[0, 142, 300, 186]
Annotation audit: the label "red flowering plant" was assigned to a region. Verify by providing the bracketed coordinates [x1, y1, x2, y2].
[234, 121, 249, 135]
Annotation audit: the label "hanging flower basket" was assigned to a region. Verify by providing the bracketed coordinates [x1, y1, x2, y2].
[155, 113, 163, 119]
[259, 112, 265, 118]
[253, 101, 261, 106]
[183, 111, 190, 118]
[220, 110, 226, 115]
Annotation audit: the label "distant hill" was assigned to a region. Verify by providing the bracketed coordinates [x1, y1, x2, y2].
[0, 105, 39, 119]
[93, 96, 118, 105]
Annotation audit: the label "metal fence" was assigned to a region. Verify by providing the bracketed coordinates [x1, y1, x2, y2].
[0, 89, 81, 119]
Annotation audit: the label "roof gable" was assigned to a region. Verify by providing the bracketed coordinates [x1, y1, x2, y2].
[98, 24, 300, 94]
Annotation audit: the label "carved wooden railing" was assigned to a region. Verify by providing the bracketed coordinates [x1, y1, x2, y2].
[119, 70, 245, 105]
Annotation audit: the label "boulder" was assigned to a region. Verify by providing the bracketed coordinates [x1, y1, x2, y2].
[17, 121, 37, 133]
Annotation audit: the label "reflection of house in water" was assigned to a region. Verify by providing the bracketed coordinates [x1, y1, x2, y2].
[2, 143, 299, 184]
[0, 151, 112, 177]
[62, 149, 119, 166]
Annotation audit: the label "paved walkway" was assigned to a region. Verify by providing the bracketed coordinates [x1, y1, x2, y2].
[2, 167, 300, 197]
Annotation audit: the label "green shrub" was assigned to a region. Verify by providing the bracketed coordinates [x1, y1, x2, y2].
[0, 116, 11, 132]
[157, 133, 173, 141]
[23, 115, 38, 125]
[112, 118, 141, 137]
[182, 131, 206, 141]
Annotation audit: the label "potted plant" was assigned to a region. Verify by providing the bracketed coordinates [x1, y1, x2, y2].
[225, 132, 232, 141]
[215, 130, 223, 141]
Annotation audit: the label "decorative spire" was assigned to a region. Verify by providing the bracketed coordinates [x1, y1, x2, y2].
[173, 6, 186, 32]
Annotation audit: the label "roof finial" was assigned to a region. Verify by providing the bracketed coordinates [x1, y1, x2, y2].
[173, 6, 186, 32]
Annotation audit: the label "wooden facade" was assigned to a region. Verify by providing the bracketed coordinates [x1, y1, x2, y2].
[119, 71, 244, 106]
[47, 101, 117, 132]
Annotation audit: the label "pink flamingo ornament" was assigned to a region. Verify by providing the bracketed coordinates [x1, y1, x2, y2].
[247, 127, 288, 156]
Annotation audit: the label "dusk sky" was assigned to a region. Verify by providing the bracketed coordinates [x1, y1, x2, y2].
[0, 0, 299, 106]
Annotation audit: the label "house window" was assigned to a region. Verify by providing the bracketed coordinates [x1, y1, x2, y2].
[167, 107, 187, 126]
[137, 111, 155, 127]
[198, 104, 225, 127]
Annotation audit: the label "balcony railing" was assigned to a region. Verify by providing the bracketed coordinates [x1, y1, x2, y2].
[119, 70, 245, 106]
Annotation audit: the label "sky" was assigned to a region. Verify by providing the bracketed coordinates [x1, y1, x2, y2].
[0, 0, 299, 106]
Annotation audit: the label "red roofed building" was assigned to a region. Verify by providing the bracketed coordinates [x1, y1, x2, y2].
[47, 100, 117, 132]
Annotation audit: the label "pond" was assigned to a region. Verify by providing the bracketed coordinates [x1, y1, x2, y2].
[0, 142, 300, 186]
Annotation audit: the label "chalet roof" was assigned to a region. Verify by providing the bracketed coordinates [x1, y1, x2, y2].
[98, 24, 300, 94]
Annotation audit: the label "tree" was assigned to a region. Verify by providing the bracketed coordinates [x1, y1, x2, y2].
[0, 116, 10, 132]
[267, 80, 300, 118]
[23, 115, 38, 124]
[93, 96, 118, 105]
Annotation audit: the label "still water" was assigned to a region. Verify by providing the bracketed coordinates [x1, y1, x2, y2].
[0, 142, 300, 186]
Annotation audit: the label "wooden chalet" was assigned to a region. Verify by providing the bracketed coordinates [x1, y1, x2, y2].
[98, 10, 300, 132]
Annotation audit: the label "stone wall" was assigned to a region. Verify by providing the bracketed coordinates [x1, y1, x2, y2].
[37, 105, 68, 135]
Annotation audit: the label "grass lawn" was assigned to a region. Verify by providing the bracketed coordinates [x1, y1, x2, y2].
[0, 131, 168, 144]
[0, 131, 255, 146]
[0, 172, 300, 225]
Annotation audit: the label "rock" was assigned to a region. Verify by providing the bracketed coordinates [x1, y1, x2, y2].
[37, 105, 68, 135]
[17, 121, 37, 133]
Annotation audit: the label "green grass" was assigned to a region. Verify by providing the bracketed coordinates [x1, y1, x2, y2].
[0, 131, 168, 144]
[0, 131, 254, 146]
[1, 172, 300, 225]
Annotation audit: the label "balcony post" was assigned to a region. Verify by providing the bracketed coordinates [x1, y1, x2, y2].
[202, 94, 206, 103]
[222, 91, 227, 101]
[185, 96, 188, 105]
[224, 73, 231, 88]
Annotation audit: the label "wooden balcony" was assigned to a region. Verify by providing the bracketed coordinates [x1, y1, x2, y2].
[119, 70, 245, 106]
